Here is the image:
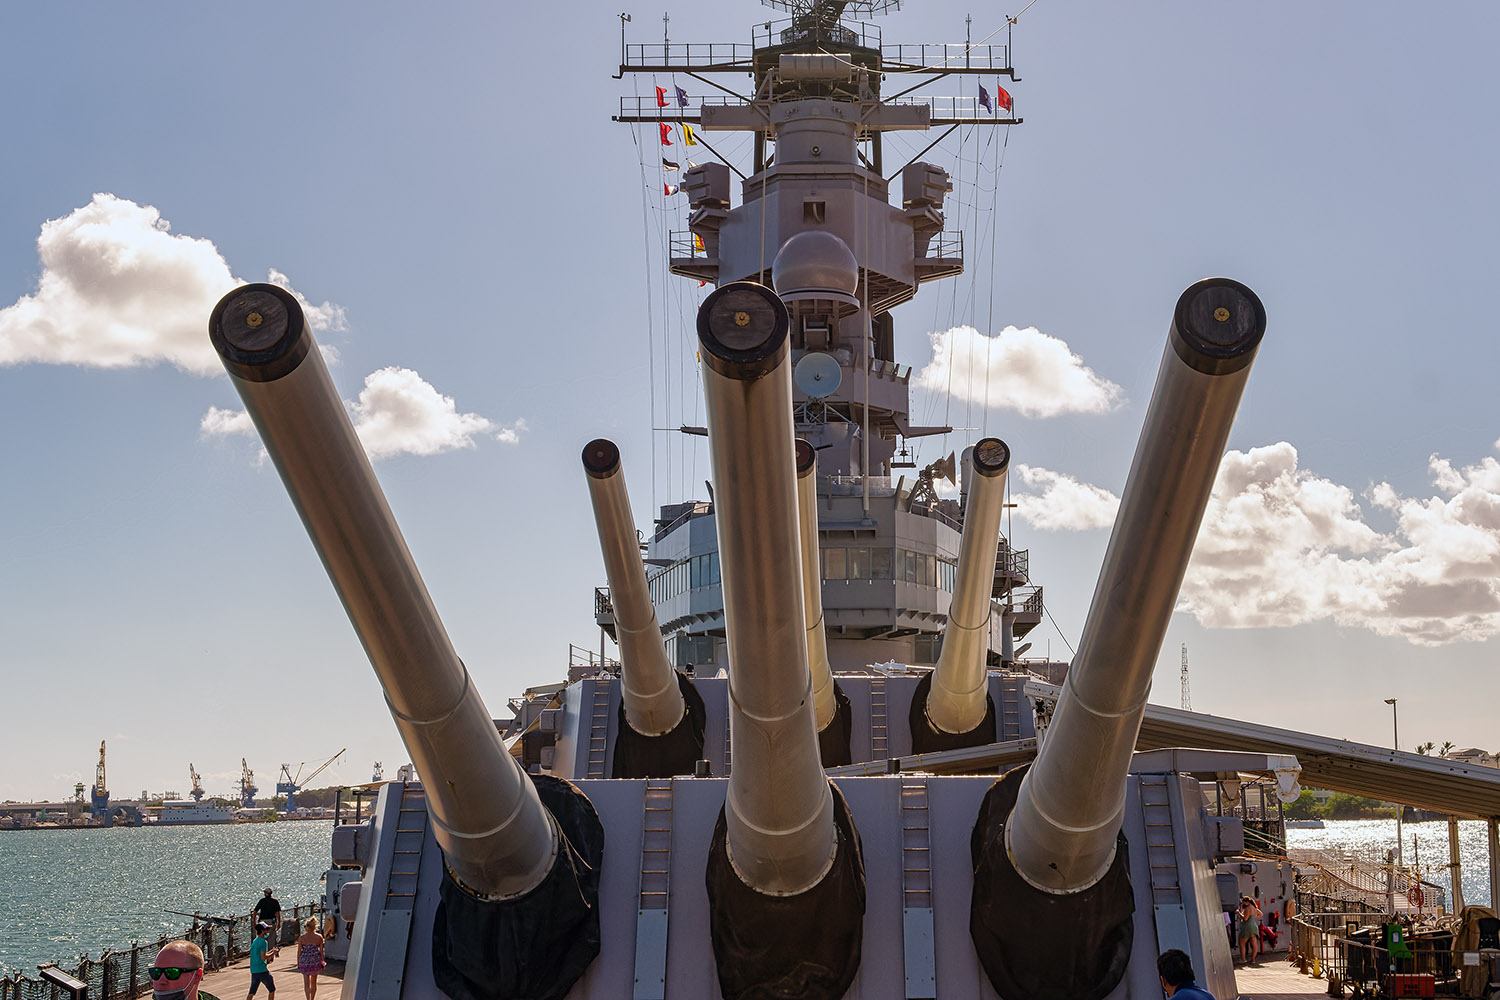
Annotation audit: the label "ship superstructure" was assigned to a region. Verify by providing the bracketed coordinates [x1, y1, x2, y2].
[209, 4, 1288, 999]
[607, 0, 1041, 680]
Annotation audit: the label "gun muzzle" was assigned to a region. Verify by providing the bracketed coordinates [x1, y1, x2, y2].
[583, 439, 686, 737]
[699, 282, 836, 895]
[925, 437, 1010, 736]
[1004, 278, 1265, 893]
[209, 283, 558, 899]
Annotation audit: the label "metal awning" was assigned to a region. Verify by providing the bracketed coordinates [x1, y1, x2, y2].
[1027, 681, 1500, 821]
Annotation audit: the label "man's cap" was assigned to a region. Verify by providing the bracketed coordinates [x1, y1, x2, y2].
[264, 888, 273, 893]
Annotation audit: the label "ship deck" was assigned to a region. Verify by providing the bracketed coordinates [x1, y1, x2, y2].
[1234, 957, 1327, 997]
[198, 949, 343, 999]
[193, 949, 1322, 999]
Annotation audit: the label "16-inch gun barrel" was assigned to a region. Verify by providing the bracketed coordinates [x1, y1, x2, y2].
[925, 438, 1010, 737]
[208, 283, 558, 900]
[583, 439, 686, 737]
[698, 282, 836, 894]
[1005, 278, 1266, 893]
[795, 439, 837, 732]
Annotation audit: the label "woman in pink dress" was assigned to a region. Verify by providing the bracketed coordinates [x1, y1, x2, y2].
[295, 917, 327, 1000]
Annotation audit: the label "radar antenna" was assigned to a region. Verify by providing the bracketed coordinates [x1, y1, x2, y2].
[760, 0, 901, 16]
[1180, 643, 1191, 711]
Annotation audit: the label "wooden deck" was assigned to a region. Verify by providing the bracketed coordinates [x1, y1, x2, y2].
[198, 949, 343, 1000]
[196, 951, 1321, 998]
[1234, 956, 1328, 998]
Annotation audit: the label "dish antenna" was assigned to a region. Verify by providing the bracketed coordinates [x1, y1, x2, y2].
[794, 352, 843, 399]
[929, 451, 957, 485]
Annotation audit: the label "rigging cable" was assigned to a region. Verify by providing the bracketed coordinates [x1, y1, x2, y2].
[628, 81, 659, 514]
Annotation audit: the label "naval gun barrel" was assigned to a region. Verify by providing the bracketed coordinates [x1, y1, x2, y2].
[582, 439, 686, 736]
[1005, 278, 1265, 894]
[924, 437, 1010, 737]
[795, 439, 837, 731]
[208, 284, 557, 900]
[698, 282, 836, 894]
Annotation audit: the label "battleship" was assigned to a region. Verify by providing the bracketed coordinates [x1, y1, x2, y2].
[208, 3, 1297, 999]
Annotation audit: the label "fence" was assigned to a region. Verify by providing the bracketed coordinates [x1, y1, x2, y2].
[1290, 892, 1470, 997]
[0, 903, 320, 1000]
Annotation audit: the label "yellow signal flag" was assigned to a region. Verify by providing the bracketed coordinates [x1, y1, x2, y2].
[694, 233, 705, 252]
[681, 123, 699, 146]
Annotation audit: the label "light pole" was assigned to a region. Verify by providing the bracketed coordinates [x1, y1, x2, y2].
[1385, 698, 1402, 867]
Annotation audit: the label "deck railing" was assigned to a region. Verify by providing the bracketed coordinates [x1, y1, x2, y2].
[0, 903, 321, 1000]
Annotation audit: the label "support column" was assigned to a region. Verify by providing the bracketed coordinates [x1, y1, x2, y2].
[1488, 818, 1499, 910]
[1449, 816, 1465, 913]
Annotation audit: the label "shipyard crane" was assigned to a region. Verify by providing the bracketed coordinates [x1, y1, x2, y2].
[275, 749, 346, 812]
[90, 740, 109, 818]
[189, 764, 204, 802]
[238, 758, 258, 808]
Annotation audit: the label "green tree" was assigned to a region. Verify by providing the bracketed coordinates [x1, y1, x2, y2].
[1284, 790, 1321, 819]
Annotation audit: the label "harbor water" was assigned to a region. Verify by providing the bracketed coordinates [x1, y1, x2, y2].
[0, 821, 331, 976]
[1288, 818, 1494, 910]
[0, 817, 1492, 976]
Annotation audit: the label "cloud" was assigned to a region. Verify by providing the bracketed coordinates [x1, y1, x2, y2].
[0, 194, 343, 375]
[915, 325, 1123, 418]
[201, 369, 520, 462]
[1011, 464, 1120, 530]
[1179, 442, 1500, 645]
[495, 418, 528, 445]
[349, 367, 503, 460]
[199, 406, 256, 439]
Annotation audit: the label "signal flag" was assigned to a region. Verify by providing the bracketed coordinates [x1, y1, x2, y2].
[996, 84, 1013, 113]
[681, 123, 698, 146]
[656, 86, 669, 108]
[660, 122, 673, 146]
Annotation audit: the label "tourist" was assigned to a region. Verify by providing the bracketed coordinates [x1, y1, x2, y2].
[1237, 896, 1262, 965]
[296, 917, 327, 1000]
[150, 940, 217, 1000]
[247, 924, 279, 1000]
[1157, 949, 1216, 999]
[251, 889, 282, 941]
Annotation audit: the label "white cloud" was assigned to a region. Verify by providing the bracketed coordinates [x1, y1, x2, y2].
[495, 418, 528, 445]
[199, 406, 256, 439]
[1011, 464, 1120, 531]
[1179, 442, 1500, 645]
[915, 325, 1123, 418]
[349, 366, 501, 460]
[0, 194, 343, 375]
[201, 368, 515, 463]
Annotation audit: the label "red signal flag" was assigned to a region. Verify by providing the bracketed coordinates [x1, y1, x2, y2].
[656, 86, 669, 108]
[660, 122, 673, 146]
[996, 84, 1013, 114]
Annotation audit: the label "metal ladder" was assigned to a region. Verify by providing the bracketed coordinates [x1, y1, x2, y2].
[365, 783, 428, 999]
[722, 711, 732, 774]
[585, 681, 612, 778]
[999, 681, 1022, 740]
[1138, 773, 1191, 953]
[900, 778, 936, 999]
[870, 677, 889, 761]
[632, 779, 675, 1000]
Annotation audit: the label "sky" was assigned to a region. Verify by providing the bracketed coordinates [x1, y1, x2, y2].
[1, 2, 1497, 802]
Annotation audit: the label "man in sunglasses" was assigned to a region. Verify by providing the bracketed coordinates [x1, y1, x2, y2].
[149, 941, 218, 1000]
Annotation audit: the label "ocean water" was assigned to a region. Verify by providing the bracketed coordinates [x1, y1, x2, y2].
[1287, 817, 1494, 910]
[0, 821, 332, 976]
[2, 817, 1493, 976]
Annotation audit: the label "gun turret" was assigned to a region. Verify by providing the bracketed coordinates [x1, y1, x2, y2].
[970, 278, 1266, 1000]
[914, 437, 1009, 751]
[583, 438, 706, 776]
[210, 284, 601, 997]
[698, 282, 865, 999]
